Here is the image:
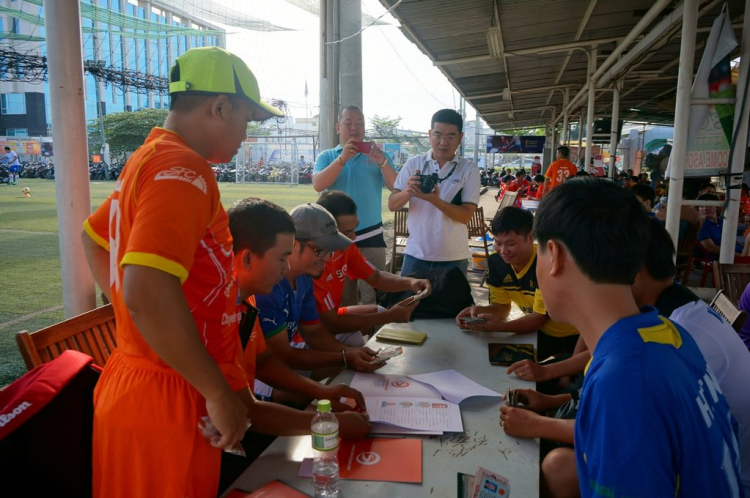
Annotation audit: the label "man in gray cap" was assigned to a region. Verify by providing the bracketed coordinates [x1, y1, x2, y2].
[253, 203, 384, 402]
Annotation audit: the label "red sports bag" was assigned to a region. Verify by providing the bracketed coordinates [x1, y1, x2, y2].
[0, 350, 100, 497]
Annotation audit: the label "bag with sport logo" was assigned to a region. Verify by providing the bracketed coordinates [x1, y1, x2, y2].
[379, 266, 474, 319]
[0, 350, 100, 497]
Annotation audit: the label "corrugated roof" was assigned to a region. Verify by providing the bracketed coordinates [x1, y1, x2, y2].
[379, 0, 746, 131]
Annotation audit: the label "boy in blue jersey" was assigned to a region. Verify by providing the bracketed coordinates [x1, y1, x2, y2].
[533, 178, 742, 497]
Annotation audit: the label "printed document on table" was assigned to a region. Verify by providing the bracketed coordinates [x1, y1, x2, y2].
[408, 369, 501, 404]
[365, 397, 463, 432]
[351, 372, 442, 399]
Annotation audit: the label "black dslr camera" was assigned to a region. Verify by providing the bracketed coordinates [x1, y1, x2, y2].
[418, 172, 439, 194]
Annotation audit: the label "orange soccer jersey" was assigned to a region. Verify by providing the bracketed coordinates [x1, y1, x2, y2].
[545, 159, 578, 190]
[240, 295, 267, 387]
[313, 244, 377, 313]
[84, 127, 247, 498]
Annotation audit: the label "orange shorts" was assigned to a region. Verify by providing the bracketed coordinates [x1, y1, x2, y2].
[92, 350, 221, 498]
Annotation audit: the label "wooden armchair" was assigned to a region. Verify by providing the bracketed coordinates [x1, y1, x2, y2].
[709, 290, 748, 332]
[15, 304, 117, 370]
[467, 206, 492, 284]
[389, 208, 409, 273]
[712, 262, 750, 307]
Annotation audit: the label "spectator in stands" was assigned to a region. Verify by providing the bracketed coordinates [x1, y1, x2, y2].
[533, 177, 741, 497]
[313, 105, 396, 307]
[313, 190, 431, 336]
[456, 206, 579, 361]
[531, 156, 542, 176]
[630, 183, 656, 214]
[654, 177, 703, 242]
[574, 170, 589, 178]
[388, 109, 481, 277]
[528, 174, 545, 199]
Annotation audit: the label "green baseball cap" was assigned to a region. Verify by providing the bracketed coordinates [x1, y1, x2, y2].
[169, 46, 283, 120]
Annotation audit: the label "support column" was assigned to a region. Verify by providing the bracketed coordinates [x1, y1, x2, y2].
[719, 0, 750, 263]
[562, 88, 570, 143]
[473, 114, 480, 164]
[338, 0, 362, 110]
[609, 79, 621, 179]
[666, 0, 699, 251]
[319, 0, 337, 150]
[145, 2, 155, 108]
[577, 113, 584, 167]
[585, 46, 597, 173]
[44, 0, 96, 316]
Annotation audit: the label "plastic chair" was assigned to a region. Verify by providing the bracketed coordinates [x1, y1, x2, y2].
[675, 221, 701, 283]
[15, 304, 117, 370]
[690, 241, 715, 287]
[389, 208, 409, 273]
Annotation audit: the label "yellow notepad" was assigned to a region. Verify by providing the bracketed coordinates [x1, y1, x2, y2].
[376, 329, 427, 345]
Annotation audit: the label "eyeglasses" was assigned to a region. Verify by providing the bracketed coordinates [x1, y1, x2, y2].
[304, 242, 330, 259]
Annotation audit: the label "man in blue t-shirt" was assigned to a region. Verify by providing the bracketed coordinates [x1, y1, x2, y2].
[254, 203, 384, 400]
[313, 105, 397, 306]
[533, 178, 742, 497]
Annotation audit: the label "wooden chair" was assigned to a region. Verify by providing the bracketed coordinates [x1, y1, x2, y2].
[467, 206, 492, 285]
[709, 290, 748, 332]
[675, 221, 701, 283]
[15, 304, 117, 370]
[712, 262, 750, 307]
[389, 208, 409, 273]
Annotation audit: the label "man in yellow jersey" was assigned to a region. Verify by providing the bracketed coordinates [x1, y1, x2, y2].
[456, 207, 579, 362]
[81, 47, 283, 498]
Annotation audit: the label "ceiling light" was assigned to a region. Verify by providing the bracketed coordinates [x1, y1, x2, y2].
[487, 27, 504, 58]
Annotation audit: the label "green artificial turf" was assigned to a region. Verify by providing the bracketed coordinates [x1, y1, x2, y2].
[0, 178, 393, 386]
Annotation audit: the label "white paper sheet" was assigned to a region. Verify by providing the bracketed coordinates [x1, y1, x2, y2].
[350, 372, 442, 399]
[408, 369, 501, 404]
[365, 397, 463, 432]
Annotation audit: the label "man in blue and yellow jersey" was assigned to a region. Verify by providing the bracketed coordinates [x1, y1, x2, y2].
[456, 206, 579, 361]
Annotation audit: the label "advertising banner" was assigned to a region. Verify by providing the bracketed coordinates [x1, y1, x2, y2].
[487, 135, 546, 154]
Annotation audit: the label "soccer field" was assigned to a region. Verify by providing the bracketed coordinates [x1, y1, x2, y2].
[0, 179, 393, 386]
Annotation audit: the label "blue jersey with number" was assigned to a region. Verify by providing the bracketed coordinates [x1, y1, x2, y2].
[576, 307, 743, 497]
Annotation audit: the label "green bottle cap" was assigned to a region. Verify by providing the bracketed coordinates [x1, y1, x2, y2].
[317, 400, 332, 413]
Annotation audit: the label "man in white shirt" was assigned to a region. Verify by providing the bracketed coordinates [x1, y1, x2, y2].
[4, 146, 21, 184]
[388, 109, 481, 276]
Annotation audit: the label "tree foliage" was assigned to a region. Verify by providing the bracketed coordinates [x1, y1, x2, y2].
[492, 126, 546, 136]
[371, 114, 402, 138]
[89, 108, 169, 158]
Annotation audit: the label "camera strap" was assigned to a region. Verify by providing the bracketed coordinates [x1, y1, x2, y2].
[424, 160, 458, 184]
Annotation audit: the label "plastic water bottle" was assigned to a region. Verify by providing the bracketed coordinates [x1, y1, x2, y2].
[311, 399, 340, 497]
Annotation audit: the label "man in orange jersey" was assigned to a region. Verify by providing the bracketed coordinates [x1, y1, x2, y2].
[543, 146, 578, 195]
[81, 47, 283, 498]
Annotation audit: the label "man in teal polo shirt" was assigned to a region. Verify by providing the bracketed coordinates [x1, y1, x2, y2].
[313, 105, 397, 306]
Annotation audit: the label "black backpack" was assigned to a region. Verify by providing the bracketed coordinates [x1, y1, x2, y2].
[379, 266, 474, 319]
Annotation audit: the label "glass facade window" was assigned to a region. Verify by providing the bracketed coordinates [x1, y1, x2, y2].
[7, 128, 28, 137]
[1, 94, 26, 114]
[11, 18, 20, 34]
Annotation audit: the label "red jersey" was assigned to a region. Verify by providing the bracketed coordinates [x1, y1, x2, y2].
[240, 296, 267, 387]
[313, 244, 377, 312]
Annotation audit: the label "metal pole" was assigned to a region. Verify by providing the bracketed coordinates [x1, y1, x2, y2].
[585, 46, 597, 173]
[609, 79, 621, 179]
[473, 113, 480, 164]
[577, 113, 584, 168]
[44, 0, 96, 316]
[665, 0, 698, 252]
[719, 0, 750, 264]
[562, 88, 570, 143]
